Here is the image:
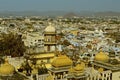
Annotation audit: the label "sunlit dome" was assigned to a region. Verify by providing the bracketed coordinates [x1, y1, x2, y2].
[69, 62, 85, 72]
[0, 58, 15, 76]
[69, 62, 85, 76]
[51, 55, 73, 67]
[45, 23, 55, 32]
[95, 51, 109, 62]
[74, 62, 85, 71]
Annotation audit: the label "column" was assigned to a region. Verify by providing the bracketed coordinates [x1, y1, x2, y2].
[36, 74, 38, 80]
[101, 73, 104, 80]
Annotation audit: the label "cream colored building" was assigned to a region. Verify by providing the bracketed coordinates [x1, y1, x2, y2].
[28, 23, 57, 70]
[44, 23, 57, 52]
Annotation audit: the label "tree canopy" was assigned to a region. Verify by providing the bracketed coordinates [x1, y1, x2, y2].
[0, 33, 26, 57]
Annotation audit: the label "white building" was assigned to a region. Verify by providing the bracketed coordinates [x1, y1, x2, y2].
[44, 23, 57, 52]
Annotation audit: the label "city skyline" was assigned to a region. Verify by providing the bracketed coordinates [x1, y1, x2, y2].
[0, 0, 120, 12]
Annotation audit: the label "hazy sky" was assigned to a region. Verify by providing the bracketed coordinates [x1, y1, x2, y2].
[0, 0, 120, 12]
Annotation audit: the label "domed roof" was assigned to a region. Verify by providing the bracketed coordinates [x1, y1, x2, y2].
[74, 62, 85, 71]
[95, 51, 109, 62]
[69, 62, 85, 73]
[0, 58, 15, 76]
[45, 23, 55, 32]
[51, 55, 73, 67]
[69, 62, 85, 76]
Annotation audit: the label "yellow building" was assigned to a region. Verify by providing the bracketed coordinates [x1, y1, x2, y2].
[67, 62, 89, 80]
[92, 50, 120, 80]
[48, 55, 73, 79]
[28, 23, 57, 69]
[29, 52, 55, 68]
[70, 30, 79, 36]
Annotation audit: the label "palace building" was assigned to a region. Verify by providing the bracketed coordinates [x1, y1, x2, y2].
[92, 50, 120, 80]
[44, 23, 57, 52]
[48, 54, 73, 80]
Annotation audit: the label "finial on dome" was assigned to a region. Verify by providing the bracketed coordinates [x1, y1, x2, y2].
[99, 47, 103, 52]
[45, 22, 55, 32]
[4, 58, 9, 63]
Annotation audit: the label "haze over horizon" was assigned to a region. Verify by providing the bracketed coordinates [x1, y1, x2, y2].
[0, 0, 120, 12]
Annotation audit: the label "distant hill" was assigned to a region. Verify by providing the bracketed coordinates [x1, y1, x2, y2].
[0, 11, 67, 17]
[64, 12, 79, 18]
[77, 11, 120, 17]
[0, 11, 120, 17]
[94, 11, 120, 16]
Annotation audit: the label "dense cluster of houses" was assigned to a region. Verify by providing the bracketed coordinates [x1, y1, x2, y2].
[0, 16, 120, 80]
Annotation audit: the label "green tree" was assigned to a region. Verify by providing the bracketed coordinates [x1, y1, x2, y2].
[0, 33, 26, 57]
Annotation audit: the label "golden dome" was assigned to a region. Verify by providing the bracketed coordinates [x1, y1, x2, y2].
[69, 62, 85, 72]
[45, 23, 55, 32]
[0, 59, 15, 76]
[51, 55, 73, 67]
[69, 62, 85, 76]
[95, 51, 109, 62]
[74, 62, 85, 71]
